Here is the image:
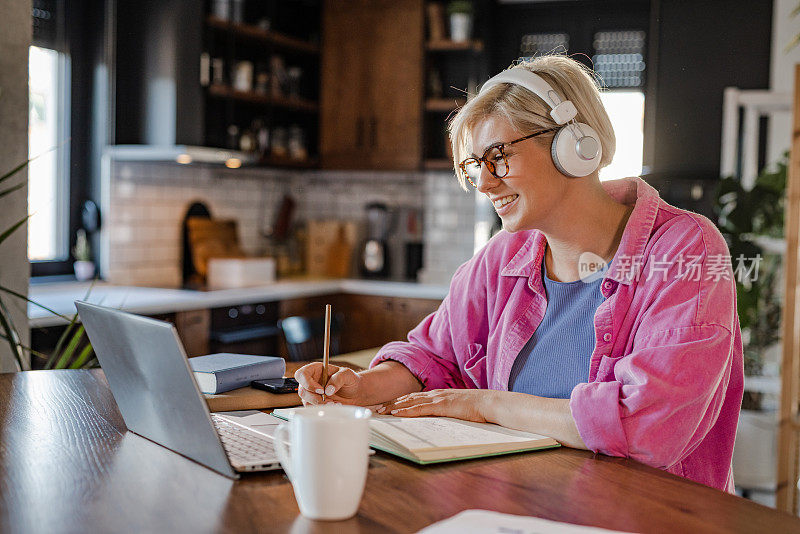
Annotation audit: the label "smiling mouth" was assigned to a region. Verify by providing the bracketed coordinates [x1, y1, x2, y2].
[493, 194, 519, 209]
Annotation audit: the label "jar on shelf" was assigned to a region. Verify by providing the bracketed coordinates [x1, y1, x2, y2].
[233, 61, 254, 92]
[231, 0, 244, 24]
[212, 58, 225, 86]
[239, 129, 256, 153]
[212, 0, 230, 20]
[288, 125, 308, 161]
[255, 63, 269, 94]
[271, 127, 288, 158]
[270, 55, 287, 97]
[226, 125, 240, 150]
[286, 67, 303, 98]
[256, 17, 271, 31]
[252, 119, 269, 157]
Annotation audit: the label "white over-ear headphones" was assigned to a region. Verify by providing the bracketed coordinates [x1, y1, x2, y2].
[479, 69, 602, 178]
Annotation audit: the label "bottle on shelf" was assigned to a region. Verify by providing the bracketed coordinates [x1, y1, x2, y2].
[288, 125, 307, 161]
[271, 127, 288, 158]
[233, 60, 254, 92]
[226, 124, 240, 150]
[212, 57, 225, 86]
[255, 63, 269, 94]
[270, 55, 287, 97]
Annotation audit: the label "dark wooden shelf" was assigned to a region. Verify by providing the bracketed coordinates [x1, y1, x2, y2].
[425, 97, 466, 112]
[206, 15, 320, 55]
[424, 159, 455, 170]
[426, 39, 483, 52]
[207, 85, 319, 112]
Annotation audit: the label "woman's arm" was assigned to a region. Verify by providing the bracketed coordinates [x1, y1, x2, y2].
[482, 391, 587, 449]
[295, 360, 423, 406]
[383, 389, 587, 449]
[359, 360, 425, 404]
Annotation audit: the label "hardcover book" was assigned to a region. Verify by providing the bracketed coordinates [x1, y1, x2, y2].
[189, 353, 285, 394]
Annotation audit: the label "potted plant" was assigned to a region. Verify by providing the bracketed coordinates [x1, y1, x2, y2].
[0, 159, 96, 371]
[447, 1, 473, 42]
[73, 228, 95, 281]
[716, 153, 787, 402]
[715, 152, 788, 492]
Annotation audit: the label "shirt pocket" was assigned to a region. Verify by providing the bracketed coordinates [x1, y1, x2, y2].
[463, 343, 487, 389]
[596, 354, 624, 382]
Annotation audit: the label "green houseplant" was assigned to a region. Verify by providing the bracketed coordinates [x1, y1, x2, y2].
[715, 153, 788, 409]
[72, 228, 96, 280]
[446, 1, 473, 42]
[0, 159, 96, 371]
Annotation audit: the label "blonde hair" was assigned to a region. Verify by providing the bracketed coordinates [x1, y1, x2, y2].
[448, 55, 616, 189]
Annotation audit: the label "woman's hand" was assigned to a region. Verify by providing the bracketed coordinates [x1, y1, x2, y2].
[294, 362, 364, 406]
[378, 389, 496, 423]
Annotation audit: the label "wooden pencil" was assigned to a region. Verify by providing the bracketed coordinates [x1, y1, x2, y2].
[321, 304, 331, 398]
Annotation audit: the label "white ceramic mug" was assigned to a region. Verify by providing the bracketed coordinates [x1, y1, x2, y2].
[274, 405, 371, 521]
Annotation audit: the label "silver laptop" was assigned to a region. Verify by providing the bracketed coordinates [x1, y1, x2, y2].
[76, 300, 283, 479]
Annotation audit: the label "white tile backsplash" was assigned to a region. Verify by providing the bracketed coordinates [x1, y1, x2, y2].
[102, 162, 474, 288]
[417, 172, 476, 285]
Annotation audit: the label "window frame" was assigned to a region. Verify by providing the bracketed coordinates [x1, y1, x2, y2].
[30, 0, 92, 278]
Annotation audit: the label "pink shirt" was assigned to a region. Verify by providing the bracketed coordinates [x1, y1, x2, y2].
[371, 176, 743, 492]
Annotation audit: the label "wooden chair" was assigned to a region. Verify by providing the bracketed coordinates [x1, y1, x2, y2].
[278, 314, 342, 362]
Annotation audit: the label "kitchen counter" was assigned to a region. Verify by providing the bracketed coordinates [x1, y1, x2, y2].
[28, 278, 450, 328]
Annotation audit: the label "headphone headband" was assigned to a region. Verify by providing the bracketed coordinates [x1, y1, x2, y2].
[476, 67, 601, 178]
[479, 69, 578, 125]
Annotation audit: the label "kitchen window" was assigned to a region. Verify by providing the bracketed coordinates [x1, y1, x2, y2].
[29, 0, 91, 278]
[598, 90, 644, 181]
[518, 30, 646, 181]
[500, 1, 650, 183]
[28, 44, 71, 262]
[593, 30, 646, 181]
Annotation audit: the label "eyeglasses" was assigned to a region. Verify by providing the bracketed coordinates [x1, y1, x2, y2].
[458, 128, 559, 187]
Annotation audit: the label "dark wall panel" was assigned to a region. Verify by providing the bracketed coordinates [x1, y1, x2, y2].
[491, 0, 650, 73]
[490, 0, 772, 181]
[649, 0, 772, 178]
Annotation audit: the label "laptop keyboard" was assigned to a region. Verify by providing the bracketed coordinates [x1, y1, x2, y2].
[211, 414, 277, 467]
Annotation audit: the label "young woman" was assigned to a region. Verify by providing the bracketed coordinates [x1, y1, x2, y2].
[295, 55, 743, 493]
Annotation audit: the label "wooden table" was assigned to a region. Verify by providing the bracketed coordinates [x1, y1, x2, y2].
[0, 369, 798, 533]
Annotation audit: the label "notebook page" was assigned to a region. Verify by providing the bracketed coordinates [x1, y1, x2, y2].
[370, 416, 537, 452]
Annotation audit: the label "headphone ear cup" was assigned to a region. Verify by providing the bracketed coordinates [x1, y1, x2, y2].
[550, 123, 602, 177]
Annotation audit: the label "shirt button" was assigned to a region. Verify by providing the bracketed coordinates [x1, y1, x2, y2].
[603, 280, 614, 290]
[603, 333, 612, 342]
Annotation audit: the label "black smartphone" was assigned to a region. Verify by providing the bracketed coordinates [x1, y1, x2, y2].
[250, 377, 299, 394]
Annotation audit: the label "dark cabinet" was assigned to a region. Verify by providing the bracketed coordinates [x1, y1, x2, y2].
[277, 293, 442, 356]
[320, 0, 424, 170]
[202, 2, 322, 167]
[339, 294, 441, 353]
[113, 0, 322, 168]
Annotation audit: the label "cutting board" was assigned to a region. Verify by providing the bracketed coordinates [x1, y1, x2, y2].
[306, 220, 357, 277]
[186, 217, 247, 278]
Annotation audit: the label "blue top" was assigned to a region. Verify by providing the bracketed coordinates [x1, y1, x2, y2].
[507, 262, 606, 399]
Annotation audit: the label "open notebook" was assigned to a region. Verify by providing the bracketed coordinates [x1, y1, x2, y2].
[271, 409, 559, 464]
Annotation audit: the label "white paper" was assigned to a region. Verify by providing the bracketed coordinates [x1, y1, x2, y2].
[418, 510, 636, 534]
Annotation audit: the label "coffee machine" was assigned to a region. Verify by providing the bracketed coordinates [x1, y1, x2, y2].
[359, 203, 391, 278]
